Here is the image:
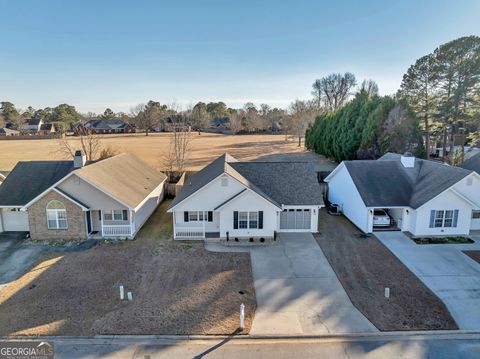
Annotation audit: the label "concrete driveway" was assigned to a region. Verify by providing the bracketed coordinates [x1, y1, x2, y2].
[376, 231, 480, 330]
[207, 233, 377, 335]
[0, 232, 44, 285]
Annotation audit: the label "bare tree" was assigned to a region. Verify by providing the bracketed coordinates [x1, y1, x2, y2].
[289, 99, 316, 147]
[131, 101, 166, 136]
[56, 127, 102, 161]
[161, 115, 194, 181]
[359, 79, 379, 96]
[312, 72, 357, 111]
[229, 110, 244, 133]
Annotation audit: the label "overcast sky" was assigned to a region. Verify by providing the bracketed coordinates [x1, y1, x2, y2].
[1, 0, 480, 113]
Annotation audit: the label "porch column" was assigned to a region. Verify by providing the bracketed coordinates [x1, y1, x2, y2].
[100, 210, 104, 237]
[173, 212, 177, 239]
[129, 210, 134, 236]
[203, 211, 206, 239]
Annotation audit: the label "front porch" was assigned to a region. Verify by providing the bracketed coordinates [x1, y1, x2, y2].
[87, 209, 136, 239]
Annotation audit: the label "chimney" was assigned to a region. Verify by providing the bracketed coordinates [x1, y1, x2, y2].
[400, 152, 415, 168]
[74, 150, 86, 168]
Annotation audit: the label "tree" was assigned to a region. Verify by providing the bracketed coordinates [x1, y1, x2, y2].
[360, 79, 379, 97]
[57, 126, 102, 161]
[0, 102, 21, 129]
[161, 115, 193, 180]
[102, 108, 116, 120]
[51, 104, 81, 130]
[131, 101, 166, 136]
[191, 102, 210, 130]
[289, 99, 316, 147]
[311, 72, 357, 111]
[399, 54, 438, 159]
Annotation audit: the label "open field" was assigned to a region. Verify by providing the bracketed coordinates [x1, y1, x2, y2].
[0, 200, 256, 336]
[315, 210, 458, 331]
[0, 133, 311, 172]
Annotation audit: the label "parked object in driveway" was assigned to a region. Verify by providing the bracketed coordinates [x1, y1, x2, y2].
[373, 209, 391, 227]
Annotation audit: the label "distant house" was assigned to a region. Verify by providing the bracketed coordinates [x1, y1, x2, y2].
[325, 152, 480, 235]
[0, 152, 166, 239]
[38, 123, 56, 135]
[168, 153, 324, 240]
[0, 128, 20, 136]
[21, 118, 44, 133]
[74, 119, 135, 135]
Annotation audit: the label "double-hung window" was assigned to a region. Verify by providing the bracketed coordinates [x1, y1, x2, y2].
[239, 212, 249, 228]
[237, 211, 258, 229]
[188, 211, 204, 221]
[46, 200, 68, 229]
[103, 210, 128, 221]
[431, 209, 458, 228]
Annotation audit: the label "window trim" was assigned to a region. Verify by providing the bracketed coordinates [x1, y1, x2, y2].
[103, 210, 128, 222]
[187, 211, 207, 222]
[238, 211, 259, 229]
[472, 210, 480, 219]
[432, 209, 458, 228]
[46, 200, 68, 230]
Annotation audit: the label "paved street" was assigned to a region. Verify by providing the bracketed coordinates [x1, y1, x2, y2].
[207, 233, 377, 335]
[376, 231, 480, 329]
[8, 333, 479, 359]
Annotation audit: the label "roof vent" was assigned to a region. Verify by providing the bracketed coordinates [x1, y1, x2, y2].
[74, 150, 86, 168]
[401, 152, 415, 168]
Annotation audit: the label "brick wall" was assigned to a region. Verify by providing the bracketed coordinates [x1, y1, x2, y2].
[28, 190, 87, 241]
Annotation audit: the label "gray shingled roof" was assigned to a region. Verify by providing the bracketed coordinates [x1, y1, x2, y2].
[461, 152, 480, 174]
[343, 153, 473, 209]
[169, 153, 324, 209]
[0, 161, 75, 206]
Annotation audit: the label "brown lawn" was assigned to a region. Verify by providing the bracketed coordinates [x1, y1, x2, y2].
[315, 210, 458, 331]
[463, 250, 480, 264]
[0, 200, 256, 336]
[0, 133, 305, 172]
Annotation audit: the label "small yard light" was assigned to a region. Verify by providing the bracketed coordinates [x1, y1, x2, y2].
[239, 303, 245, 330]
[384, 287, 390, 299]
[119, 285, 125, 300]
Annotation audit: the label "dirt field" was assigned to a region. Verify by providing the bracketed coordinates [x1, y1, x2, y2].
[315, 210, 458, 331]
[0, 133, 307, 172]
[463, 250, 480, 264]
[0, 200, 256, 336]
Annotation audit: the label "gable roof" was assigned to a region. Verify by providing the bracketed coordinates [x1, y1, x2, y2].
[169, 153, 324, 210]
[75, 153, 167, 209]
[26, 118, 42, 126]
[340, 153, 473, 209]
[85, 119, 130, 130]
[461, 152, 480, 174]
[0, 128, 20, 135]
[0, 161, 75, 206]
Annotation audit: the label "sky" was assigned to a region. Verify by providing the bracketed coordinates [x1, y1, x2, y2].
[1, 0, 480, 114]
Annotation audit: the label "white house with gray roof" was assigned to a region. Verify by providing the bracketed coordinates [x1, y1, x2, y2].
[325, 153, 480, 235]
[168, 153, 324, 240]
[0, 151, 166, 239]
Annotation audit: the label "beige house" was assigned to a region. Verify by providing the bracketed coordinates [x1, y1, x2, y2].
[0, 152, 167, 240]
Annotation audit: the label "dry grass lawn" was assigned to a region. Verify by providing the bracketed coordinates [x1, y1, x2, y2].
[463, 250, 480, 264]
[0, 200, 256, 336]
[315, 210, 458, 331]
[0, 133, 304, 172]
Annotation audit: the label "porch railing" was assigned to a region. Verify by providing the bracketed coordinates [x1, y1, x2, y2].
[102, 224, 132, 237]
[175, 226, 204, 239]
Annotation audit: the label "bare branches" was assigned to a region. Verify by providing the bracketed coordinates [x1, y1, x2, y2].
[56, 127, 102, 161]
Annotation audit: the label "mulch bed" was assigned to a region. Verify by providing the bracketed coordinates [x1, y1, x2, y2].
[0, 201, 256, 336]
[463, 250, 480, 264]
[315, 210, 458, 331]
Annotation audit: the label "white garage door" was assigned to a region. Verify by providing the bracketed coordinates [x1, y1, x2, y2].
[280, 209, 311, 230]
[1, 210, 29, 231]
[472, 210, 480, 230]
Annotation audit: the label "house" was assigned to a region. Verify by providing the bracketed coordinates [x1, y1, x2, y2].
[0, 128, 20, 136]
[38, 123, 56, 135]
[74, 119, 135, 135]
[0, 152, 166, 239]
[21, 118, 43, 133]
[461, 152, 480, 175]
[325, 152, 480, 235]
[167, 153, 324, 240]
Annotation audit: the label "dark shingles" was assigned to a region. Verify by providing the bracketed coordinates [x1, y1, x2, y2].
[0, 161, 75, 206]
[345, 154, 473, 209]
[461, 152, 480, 174]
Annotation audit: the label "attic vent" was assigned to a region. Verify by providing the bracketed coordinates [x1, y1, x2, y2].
[221, 177, 228, 187]
[467, 178, 473, 186]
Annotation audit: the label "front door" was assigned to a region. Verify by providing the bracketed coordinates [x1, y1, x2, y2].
[86, 211, 92, 234]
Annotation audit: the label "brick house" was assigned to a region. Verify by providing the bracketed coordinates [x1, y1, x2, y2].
[0, 152, 167, 240]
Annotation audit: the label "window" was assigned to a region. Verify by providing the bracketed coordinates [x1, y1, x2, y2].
[431, 209, 458, 228]
[103, 210, 128, 221]
[249, 211, 258, 229]
[187, 211, 208, 222]
[472, 210, 480, 219]
[46, 200, 68, 229]
[239, 212, 248, 228]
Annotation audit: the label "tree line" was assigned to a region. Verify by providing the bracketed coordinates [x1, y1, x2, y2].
[306, 35, 480, 163]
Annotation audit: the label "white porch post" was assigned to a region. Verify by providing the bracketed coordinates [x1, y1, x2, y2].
[173, 212, 177, 239]
[130, 210, 134, 237]
[100, 210, 104, 237]
[203, 211, 206, 239]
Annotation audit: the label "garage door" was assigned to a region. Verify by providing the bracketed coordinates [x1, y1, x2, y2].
[1, 210, 29, 231]
[280, 209, 311, 230]
[472, 210, 480, 230]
